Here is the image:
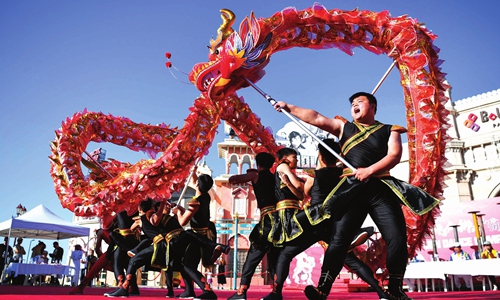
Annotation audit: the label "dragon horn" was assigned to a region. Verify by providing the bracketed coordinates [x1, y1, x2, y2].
[218, 9, 235, 39]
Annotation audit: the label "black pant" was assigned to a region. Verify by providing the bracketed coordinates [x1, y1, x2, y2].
[321, 180, 407, 284]
[171, 232, 209, 294]
[272, 219, 384, 295]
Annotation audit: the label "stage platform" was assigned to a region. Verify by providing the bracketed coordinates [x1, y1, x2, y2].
[0, 285, 499, 299]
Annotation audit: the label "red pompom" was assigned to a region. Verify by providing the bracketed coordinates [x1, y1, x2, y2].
[165, 52, 171, 59]
[165, 62, 172, 68]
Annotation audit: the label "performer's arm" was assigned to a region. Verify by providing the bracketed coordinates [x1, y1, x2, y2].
[354, 131, 403, 181]
[277, 163, 304, 200]
[273, 101, 343, 137]
[228, 169, 258, 185]
[304, 176, 314, 197]
[173, 202, 198, 226]
[150, 199, 169, 226]
[130, 218, 142, 231]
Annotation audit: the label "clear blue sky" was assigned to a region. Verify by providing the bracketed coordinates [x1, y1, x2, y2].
[1, 1, 499, 257]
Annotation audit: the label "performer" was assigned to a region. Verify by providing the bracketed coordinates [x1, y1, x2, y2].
[173, 170, 230, 297]
[274, 92, 439, 300]
[228, 152, 278, 300]
[107, 199, 218, 299]
[107, 210, 141, 294]
[268, 147, 305, 246]
[480, 241, 498, 290]
[261, 139, 389, 300]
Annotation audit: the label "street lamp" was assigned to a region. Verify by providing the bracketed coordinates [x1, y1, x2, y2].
[16, 204, 26, 217]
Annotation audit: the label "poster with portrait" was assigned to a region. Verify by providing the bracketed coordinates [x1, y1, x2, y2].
[275, 121, 337, 169]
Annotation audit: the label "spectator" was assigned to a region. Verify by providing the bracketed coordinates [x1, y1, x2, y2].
[49, 241, 63, 264]
[81, 249, 98, 287]
[216, 256, 227, 290]
[31, 241, 46, 263]
[480, 241, 498, 291]
[0, 237, 13, 274]
[205, 267, 213, 289]
[35, 251, 49, 264]
[12, 238, 26, 263]
[49, 241, 64, 285]
[71, 244, 84, 287]
[31, 251, 49, 285]
[449, 242, 472, 290]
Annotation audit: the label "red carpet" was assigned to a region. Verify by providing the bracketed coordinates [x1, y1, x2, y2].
[0, 285, 499, 299]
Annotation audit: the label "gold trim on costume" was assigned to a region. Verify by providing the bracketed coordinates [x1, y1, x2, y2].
[114, 228, 141, 240]
[260, 205, 276, 218]
[276, 200, 300, 210]
[342, 122, 385, 155]
[192, 227, 214, 241]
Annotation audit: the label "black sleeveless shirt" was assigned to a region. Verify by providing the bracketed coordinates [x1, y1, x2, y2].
[309, 167, 343, 206]
[189, 193, 211, 228]
[141, 212, 159, 239]
[252, 169, 277, 209]
[339, 121, 393, 168]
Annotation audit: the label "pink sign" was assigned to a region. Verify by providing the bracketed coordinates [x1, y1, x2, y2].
[418, 197, 500, 261]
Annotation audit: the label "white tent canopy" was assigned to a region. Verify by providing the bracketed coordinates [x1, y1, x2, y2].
[0, 204, 89, 240]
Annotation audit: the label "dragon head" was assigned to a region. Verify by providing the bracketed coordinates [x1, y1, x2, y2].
[189, 9, 272, 101]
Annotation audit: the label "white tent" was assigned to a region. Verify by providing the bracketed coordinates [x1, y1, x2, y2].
[0, 204, 89, 240]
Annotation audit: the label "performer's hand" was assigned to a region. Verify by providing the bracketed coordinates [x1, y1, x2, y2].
[273, 101, 290, 113]
[353, 167, 372, 182]
[171, 207, 179, 215]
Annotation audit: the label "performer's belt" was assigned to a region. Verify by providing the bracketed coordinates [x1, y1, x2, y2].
[114, 228, 140, 240]
[260, 205, 276, 218]
[152, 228, 183, 244]
[342, 168, 390, 178]
[276, 200, 300, 210]
[192, 227, 214, 241]
[165, 229, 183, 243]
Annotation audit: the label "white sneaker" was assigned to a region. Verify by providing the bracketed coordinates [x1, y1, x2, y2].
[493, 285, 498, 291]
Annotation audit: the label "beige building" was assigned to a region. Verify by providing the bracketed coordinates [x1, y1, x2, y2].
[392, 88, 500, 202]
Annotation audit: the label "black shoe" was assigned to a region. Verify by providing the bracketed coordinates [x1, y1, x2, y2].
[388, 289, 413, 300]
[104, 288, 121, 297]
[349, 228, 372, 251]
[128, 283, 140, 296]
[228, 290, 246, 300]
[176, 291, 196, 299]
[260, 292, 283, 300]
[378, 290, 390, 300]
[107, 287, 129, 298]
[195, 290, 217, 300]
[166, 289, 175, 298]
[304, 285, 327, 300]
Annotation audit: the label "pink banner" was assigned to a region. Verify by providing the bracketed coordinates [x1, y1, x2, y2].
[418, 197, 500, 261]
